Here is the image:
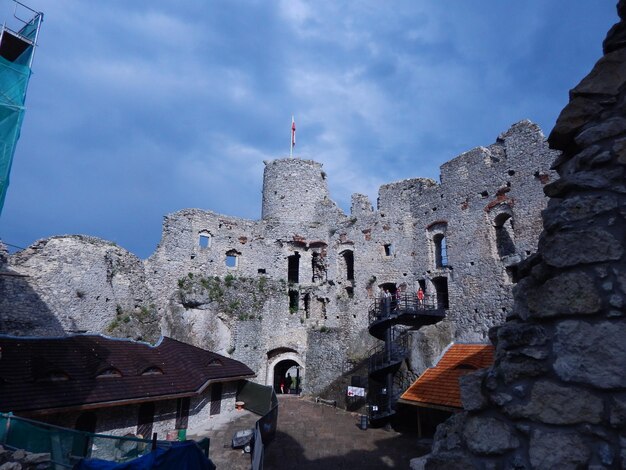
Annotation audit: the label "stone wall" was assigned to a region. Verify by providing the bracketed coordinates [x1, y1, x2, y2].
[2, 120, 557, 397]
[420, 3, 626, 469]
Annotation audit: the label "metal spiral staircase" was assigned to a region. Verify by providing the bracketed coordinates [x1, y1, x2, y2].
[367, 294, 445, 424]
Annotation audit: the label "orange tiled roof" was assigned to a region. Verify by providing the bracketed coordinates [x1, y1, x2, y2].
[400, 343, 494, 409]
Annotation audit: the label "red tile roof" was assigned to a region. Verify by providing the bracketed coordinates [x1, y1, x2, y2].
[400, 343, 494, 409]
[0, 335, 255, 414]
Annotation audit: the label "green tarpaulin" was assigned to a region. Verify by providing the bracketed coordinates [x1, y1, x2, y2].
[0, 7, 42, 216]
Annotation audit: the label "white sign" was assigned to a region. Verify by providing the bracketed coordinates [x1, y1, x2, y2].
[347, 386, 365, 397]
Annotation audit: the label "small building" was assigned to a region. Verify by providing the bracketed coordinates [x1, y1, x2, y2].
[397, 343, 494, 437]
[0, 334, 255, 439]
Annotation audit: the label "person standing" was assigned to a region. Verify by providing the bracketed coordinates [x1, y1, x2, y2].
[286, 373, 292, 394]
[417, 287, 425, 308]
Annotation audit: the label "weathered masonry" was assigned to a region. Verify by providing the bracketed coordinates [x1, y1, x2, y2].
[1, 119, 558, 397]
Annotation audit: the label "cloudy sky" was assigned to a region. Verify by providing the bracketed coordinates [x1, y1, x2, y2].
[0, 0, 618, 258]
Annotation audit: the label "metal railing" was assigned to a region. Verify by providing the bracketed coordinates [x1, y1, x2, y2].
[368, 329, 408, 374]
[368, 293, 440, 325]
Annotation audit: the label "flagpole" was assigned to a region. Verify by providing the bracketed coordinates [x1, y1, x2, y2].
[290, 115, 296, 158]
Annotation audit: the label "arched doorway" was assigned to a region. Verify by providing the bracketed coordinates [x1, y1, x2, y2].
[274, 359, 302, 394]
[266, 348, 304, 395]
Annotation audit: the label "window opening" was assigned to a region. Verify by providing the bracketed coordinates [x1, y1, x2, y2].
[225, 249, 240, 268]
[494, 213, 516, 258]
[346, 286, 354, 298]
[198, 232, 211, 249]
[258, 268, 266, 274]
[289, 290, 299, 312]
[141, 366, 163, 376]
[303, 293, 310, 318]
[96, 367, 122, 378]
[433, 234, 448, 267]
[384, 244, 392, 256]
[320, 298, 327, 319]
[341, 250, 354, 281]
[288, 252, 300, 283]
[312, 251, 327, 282]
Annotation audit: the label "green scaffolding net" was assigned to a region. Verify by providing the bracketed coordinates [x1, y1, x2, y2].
[0, 2, 42, 216]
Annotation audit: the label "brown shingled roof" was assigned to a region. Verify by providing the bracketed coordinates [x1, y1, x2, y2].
[399, 343, 494, 410]
[0, 335, 255, 414]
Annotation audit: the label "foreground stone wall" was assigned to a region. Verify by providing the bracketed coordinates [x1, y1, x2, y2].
[1, 120, 556, 396]
[421, 3, 626, 469]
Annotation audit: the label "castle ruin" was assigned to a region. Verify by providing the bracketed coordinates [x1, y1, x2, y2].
[0, 119, 557, 403]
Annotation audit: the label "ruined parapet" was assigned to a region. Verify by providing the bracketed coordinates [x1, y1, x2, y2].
[261, 158, 342, 223]
[377, 177, 437, 217]
[350, 193, 373, 217]
[422, 4, 626, 469]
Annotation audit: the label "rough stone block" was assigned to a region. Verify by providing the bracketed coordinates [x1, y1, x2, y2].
[554, 320, 626, 389]
[609, 393, 626, 427]
[498, 322, 548, 349]
[529, 429, 591, 469]
[575, 117, 626, 147]
[463, 416, 519, 455]
[459, 369, 488, 411]
[571, 48, 626, 97]
[549, 97, 605, 151]
[542, 193, 619, 232]
[527, 271, 602, 317]
[503, 379, 604, 425]
[541, 229, 623, 268]
[500, 354, 549, 383]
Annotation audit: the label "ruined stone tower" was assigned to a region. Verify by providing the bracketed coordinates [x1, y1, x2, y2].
[262, 158, 333, 224]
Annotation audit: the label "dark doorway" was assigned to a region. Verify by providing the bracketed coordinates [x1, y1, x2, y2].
[379, 282, 397, 294]
[432, 277, 449, 309]
[73, 412, 97, 458]
[137, 402, 155, 438]
[273, 359, 302, 395]
[75, 412, 97, 433]
[176, 397, 190, 430]
[288, 252, 300, 283]
[210, 383, 223, 416]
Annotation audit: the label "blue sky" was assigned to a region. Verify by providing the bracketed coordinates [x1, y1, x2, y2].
[0, 0, 618, 258]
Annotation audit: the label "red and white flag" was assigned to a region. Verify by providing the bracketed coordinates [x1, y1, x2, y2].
[291, 116, 296, 152]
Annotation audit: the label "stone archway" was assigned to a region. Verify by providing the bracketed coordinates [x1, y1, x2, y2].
[266, 349, 304, 394]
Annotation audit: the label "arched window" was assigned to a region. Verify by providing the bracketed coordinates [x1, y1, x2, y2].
[433, 234, 448, 268]
[141, 366, 164, 376]
[225, 249, 240, 268]
[427, 222, 448, 269]
[96, 367, 122, 378]
[198, 231, 212, 249]
[494, 213, 515, 258]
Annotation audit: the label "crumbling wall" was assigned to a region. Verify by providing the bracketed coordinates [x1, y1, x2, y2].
[1, 236, 157, 341]
[421, 4, 626, 469]
[3, 123, 556, 395]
